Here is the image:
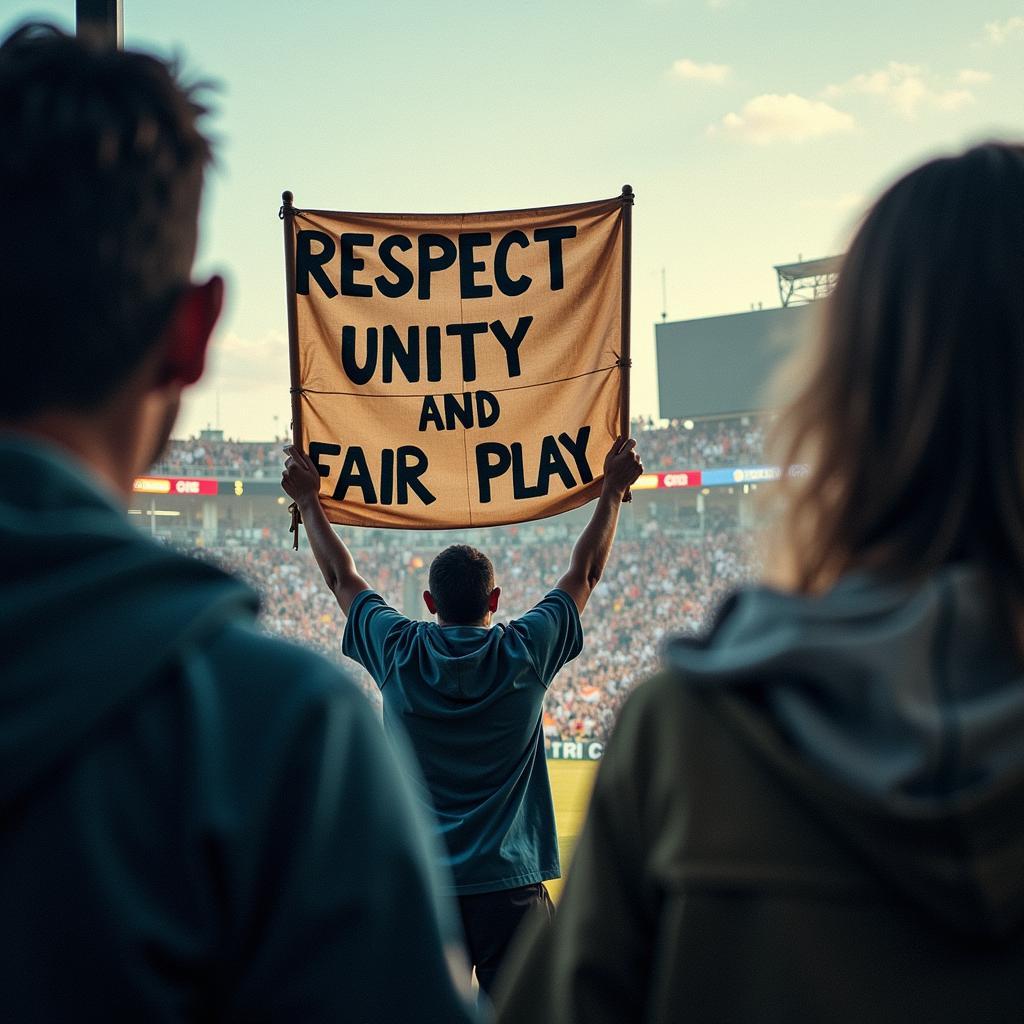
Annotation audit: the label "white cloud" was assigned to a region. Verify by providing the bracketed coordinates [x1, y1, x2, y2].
[984, 15, 1024, 44]
[824, 62, 976, 117]
[957, 68, 993, 85]
[670, 57, 731, 83]
[206, 329, 289, 385]
[710, 93, 855, 144]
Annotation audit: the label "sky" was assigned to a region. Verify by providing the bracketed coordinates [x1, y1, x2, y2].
[3, 0, 1024, 440]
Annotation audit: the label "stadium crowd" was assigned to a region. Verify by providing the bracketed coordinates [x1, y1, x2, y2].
[150, 415, 771, 480]
[196, 513, 759, 743]
[150, 436, 286, 478]
[632, 414, 770, 469]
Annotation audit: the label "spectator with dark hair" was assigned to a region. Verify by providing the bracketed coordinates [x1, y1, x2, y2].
[0, 23, 478, 1022]
[497, 142, 1024, 1023]
[283, 436, 643, 995]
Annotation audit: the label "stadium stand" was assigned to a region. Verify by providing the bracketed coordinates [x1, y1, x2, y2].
[150, 417, 765, 745]
[196, 526, 759, 744]
[153, 413, 771, 479]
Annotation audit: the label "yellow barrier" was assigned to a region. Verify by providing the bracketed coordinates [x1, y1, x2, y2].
[546, 758, 600, 901]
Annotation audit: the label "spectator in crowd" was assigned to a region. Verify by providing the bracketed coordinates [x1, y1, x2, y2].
[0, 25, 478, 1022]
[282, 437, 643, 995]
[496, 142, 1024, 1022]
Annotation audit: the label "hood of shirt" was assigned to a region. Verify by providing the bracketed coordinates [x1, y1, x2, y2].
[665, 566, 1024, 938]
[399, 620, 517, 703]
[0, 436, 258, 811]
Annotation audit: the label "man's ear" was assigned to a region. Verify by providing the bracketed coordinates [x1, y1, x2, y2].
[423, 590, 438, 615]
[488, 586, 501, 613]
[161, 275, 224, 387]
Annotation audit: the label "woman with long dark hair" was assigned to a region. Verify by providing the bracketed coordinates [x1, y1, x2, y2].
[495, 142, 1024, 1023]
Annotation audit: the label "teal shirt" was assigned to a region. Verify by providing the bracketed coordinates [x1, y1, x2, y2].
[343, 589, 583, 894]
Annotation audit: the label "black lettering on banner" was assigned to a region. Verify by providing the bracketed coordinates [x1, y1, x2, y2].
[476, 391, 500, 427]
[425, 326, 443, 382]
[535, 434, 578, 494]
[332, 446, 377, 503]
[397, 446, 436, 505]
[375, 234, 414, 298]
[493, 230, 531, 296]
[418, 395, 444, 432]
[296, 230, 337, 297]
[444, 393, 474, 430]
[490, 316, 533, 378]
[476, 431, 590, 503]
[458, 232, 493, 299]
[379, 448, 395, 505]
[381, 325, 420, 384]
[445, 322, 488, 383]
[308, 442, 341, 476]
[533, 225, 577, 290]
[418, 234, 458, 299]
[340, 326, 377, 385]
[510, 439, 575, 498]
[476, 443, 512, 503]
[419, 391, 501, 431]
[558, 426, 593, 483]
[340, 233, 374, 297]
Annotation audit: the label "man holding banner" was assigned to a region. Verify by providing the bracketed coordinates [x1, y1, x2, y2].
[282, 434, 642, 993]
[280, 186, 639, 991]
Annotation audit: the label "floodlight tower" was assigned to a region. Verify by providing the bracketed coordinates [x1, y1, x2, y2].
[773, 255, 843, 307]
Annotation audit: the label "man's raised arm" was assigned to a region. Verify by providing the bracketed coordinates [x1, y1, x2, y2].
[555, 436, 644, 614]
[282, 445, 371, 616]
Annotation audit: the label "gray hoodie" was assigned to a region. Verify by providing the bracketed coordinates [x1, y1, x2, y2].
[666, 566, 1024, 937]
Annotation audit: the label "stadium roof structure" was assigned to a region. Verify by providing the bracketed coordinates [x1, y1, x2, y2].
[773, 254, 843, 307]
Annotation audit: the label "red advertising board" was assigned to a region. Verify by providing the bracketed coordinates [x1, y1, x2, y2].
[132, 476, 219, 496]
[631, 470, 703, 490]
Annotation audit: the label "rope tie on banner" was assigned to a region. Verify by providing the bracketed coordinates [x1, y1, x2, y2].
[288, 502, 302, 550]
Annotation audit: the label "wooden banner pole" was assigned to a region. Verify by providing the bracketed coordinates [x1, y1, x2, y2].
[619, 184, 634, 502]
[281, 190, 304, 547]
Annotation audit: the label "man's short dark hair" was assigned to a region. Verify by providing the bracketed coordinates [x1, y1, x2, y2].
[0, 22, 213, 418]
[428, 545, 495, 624]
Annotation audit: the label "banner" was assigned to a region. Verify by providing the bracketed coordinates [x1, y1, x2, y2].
[282, 192, 632, 529]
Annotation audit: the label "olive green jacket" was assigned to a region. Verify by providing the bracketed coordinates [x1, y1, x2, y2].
[496, 571, 1024, 1022]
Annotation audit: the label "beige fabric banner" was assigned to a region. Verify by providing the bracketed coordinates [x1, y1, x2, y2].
[288, 195, 628, 529]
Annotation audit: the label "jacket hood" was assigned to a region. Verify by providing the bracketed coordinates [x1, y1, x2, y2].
[665, 566, 1024, 937]
[0, 436, 258, 810]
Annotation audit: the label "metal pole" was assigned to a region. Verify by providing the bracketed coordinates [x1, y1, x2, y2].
[619, 184, 634, 501]
[76, 0, 122, 48]
[281, 191, 302, 449]
[281, 191, 304, 547]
